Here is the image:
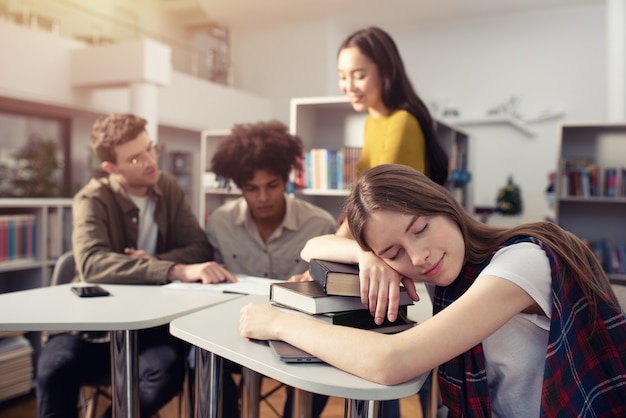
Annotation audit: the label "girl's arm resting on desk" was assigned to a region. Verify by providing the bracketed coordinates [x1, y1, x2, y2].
[240, 274, 538, 386]
[301, 235, 420, 323]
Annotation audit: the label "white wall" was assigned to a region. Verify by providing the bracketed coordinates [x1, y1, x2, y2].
[397, 5, 606, 221]
[232, 3, 607, 222]
[232, 19, 336, 123]
[0, 18, 272, 202]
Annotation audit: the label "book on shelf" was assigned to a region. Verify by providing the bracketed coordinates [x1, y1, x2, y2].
[300, 146, 362, 191]
[309, 258, 360, 297]
[0, 335, 33, 403]
[559, 158, 601, 198]
[609, 244, 626, 275]
[0, 214, 36, 264]
[603, 166, 625, 198]
[269, 280, 414, 315]
[448, 169, 472, 184]
[583, 239, 626, 275]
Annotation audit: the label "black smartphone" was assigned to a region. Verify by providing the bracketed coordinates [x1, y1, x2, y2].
[71, 285, 110, 297]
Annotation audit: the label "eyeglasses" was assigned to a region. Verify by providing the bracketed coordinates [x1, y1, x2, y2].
[128, 146, 159, 167]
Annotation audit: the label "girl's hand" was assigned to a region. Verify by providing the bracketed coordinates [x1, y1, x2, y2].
[240, 302, 282, 341]
[357, 252, 420, 324]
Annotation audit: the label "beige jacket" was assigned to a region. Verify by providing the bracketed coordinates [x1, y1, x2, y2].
[71, 172, 213, 285]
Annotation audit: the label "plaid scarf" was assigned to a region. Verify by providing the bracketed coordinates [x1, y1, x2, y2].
[434, 236, 626, 418]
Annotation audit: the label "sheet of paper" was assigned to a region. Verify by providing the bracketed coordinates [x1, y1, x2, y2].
[162, 274, 283, 296]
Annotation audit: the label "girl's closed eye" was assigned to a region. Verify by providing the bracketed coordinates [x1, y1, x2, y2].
[388, 247, 402, 261]
[412, 218, 429, 235]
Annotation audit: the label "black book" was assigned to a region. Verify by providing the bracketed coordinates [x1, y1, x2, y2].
[309, 258, 360, 296]
[314, 305, 416, 334]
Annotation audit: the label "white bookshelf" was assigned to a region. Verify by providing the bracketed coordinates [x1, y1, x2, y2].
[198, 130, 237, 228]
[289, 96, 472, 219]
[0, 198, 72, 398]
[555, 122, 626, 284]
[0, 198, 72, 293]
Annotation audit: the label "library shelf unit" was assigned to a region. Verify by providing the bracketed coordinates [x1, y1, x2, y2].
[0, 198, 72, 294]
[289, 96, 472, 219]
[0, 198, 72, 395]
[199, 129, 236, 228]
[555, 123, 626, 285]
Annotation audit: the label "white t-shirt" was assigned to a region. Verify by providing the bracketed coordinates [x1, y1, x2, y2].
[127, 194, 158, 256]
[476, 242, 552, 418]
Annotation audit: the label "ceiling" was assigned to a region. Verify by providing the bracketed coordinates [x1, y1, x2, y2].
[166, 0, 604, 31]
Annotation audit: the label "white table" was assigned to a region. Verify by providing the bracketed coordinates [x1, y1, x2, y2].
[170, 294, 428, 418]
[0, 283, 240, 418]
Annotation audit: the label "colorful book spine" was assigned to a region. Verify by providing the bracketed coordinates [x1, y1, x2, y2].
[0, 215, 36, 264]
[302, 147, 362, 191]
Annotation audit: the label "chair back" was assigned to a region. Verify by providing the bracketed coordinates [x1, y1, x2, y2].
[50, 251, 76, 286]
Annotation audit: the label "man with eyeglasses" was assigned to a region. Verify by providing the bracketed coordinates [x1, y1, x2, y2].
[36, 113, 239, 418]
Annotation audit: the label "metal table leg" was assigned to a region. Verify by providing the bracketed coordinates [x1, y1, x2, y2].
[344, 399, 381, 418]
[110, 329, 139, 418]
[241, 367, 261, 418]
[292, 388, 313, 418]
[194, 346, 223, 418]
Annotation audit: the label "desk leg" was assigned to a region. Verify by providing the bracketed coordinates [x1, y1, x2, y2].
[110, 329, 139, 418]
[292, 388, 312, 418]
[194, 347, 223, 418]
[344, 399, 381, 418]
[240, 367, 261, 418]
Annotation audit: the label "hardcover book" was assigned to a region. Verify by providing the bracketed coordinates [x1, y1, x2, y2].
[274, 303, 416, 334]
[309, 258, 360, 296]
[314, 305, 416, 334]
[269, 280, 413, 315]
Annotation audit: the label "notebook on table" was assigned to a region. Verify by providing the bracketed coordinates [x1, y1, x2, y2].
[268, 340, 324, 363]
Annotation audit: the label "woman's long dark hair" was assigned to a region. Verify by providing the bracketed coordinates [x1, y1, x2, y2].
[339, 27, 449, 185]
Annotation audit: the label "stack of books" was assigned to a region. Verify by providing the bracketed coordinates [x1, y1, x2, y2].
[270, 259, 416, 333]
[0, 332, 33, 402]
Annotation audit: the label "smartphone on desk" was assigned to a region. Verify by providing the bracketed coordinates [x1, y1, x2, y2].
[71, 285, 110, 298]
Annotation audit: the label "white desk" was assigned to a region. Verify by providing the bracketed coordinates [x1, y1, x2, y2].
[170, 294, 428, 418]
[0, 283, 240, 418]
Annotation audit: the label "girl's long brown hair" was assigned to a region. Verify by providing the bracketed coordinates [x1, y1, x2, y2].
[345, 164, 619, 310]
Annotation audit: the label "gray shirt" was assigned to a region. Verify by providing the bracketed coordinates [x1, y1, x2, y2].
[206, 195, 336, 280]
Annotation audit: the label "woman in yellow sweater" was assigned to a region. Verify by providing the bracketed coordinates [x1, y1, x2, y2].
[338, 26, 449, 185]
[336, 27, 449, 416]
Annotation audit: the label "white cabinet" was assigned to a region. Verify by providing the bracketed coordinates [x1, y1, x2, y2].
[0, 198, 73, 293]
[289, 96, 472, 218]
[556, 123, 626, 284]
